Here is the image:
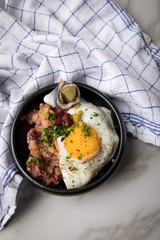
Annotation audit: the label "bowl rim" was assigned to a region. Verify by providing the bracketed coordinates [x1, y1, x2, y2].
[11, 82, 127, 195]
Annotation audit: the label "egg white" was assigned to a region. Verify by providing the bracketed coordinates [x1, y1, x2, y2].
[57, 99, 119, 189]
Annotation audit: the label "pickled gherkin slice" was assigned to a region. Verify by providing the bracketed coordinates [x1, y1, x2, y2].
[61, 86, 77, 103]
[44, 80, 80, 109]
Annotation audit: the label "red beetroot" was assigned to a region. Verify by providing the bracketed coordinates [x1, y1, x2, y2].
[63, 118, 73, 127]
[54, 108, 64, 116]
[54, 110, 73, 127]
[55, 117, 63, 126]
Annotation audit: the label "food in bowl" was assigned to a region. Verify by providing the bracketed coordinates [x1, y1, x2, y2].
[21, 81, 119, 189]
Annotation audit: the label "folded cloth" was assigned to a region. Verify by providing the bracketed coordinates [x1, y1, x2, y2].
[0, 0, 160, 230]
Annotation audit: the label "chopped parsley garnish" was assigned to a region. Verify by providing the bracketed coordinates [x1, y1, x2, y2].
[41, 127, 53, 143]
[35, 157, 42, 165]
[78, 154, 82, 160]
[90, 112, 99, 120]
[69, 124, 76, 133]
[93, 112, 99, 117]
[66, 155, 71, 160]
[72, 166, 77, 171]
[81, 124, 91, 132]
[49, 143, 54, 147]
[28, 159, 32, 165]
[28, 155, 42, 165]
[49, 111, 56, 121]
[44, 146, 48, 151]
[40, 124, 71, 143]
[28, 154, 34, 164]
[81, 123, 91, 137]
[66, 153, 73, 162]
[84, 132, 91, 137]
[51, 124, 70, 138]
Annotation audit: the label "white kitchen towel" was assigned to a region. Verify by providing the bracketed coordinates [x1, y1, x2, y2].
[0, 0, 160, 230]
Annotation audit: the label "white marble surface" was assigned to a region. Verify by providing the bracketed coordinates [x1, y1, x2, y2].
[115, 0, 160, 48]
[1, 1, 160, 240]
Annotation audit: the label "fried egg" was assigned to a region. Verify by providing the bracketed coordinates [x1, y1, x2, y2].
[57, 99, 119, 189]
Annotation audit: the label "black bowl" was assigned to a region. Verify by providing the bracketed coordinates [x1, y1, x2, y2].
[11, 83, 126, 195]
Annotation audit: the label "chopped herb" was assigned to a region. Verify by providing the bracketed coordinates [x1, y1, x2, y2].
[41, 123, 72, 143]
[51, 124, 70, 138]
[75, 123, 79, 128]
[78, 154, 82, 160]
[72, 166, 77, 171]
[28, 159, 32, 165]
[69, 125, 76, 133]
[28, 155, 42, 165]
[35, 157, 42, 165]
[44, 146, 48, 151]
[70, 140, 73, 143]
[93, 112, 99, 117]
[97, 123, 100, 126]
[81, 123, 91, 137]
[66, 154, 73, 162]
[72, 180, 75, 183]
[84, 131, 91, 137]
[49, 111, 56, 121]
[66, 153, 73, 162]
[49, 143, 54, 147]
[66, 155, 71, 160]
[40, 127, 53, 143]
[81, 123, 91, 133]
[90, 112, 99, 119]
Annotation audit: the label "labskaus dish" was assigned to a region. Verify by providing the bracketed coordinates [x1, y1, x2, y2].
[11, 81, 126, 195]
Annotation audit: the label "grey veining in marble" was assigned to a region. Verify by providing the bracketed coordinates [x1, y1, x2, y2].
[115, 0, 160, 47]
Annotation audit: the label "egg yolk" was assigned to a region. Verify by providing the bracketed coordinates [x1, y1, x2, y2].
[64, 122, 100, 161]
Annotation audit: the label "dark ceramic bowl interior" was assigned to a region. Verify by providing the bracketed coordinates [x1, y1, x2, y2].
[11, 83, 126, 195]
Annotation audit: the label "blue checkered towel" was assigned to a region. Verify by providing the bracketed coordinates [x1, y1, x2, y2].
[0, 0, 160, 230]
